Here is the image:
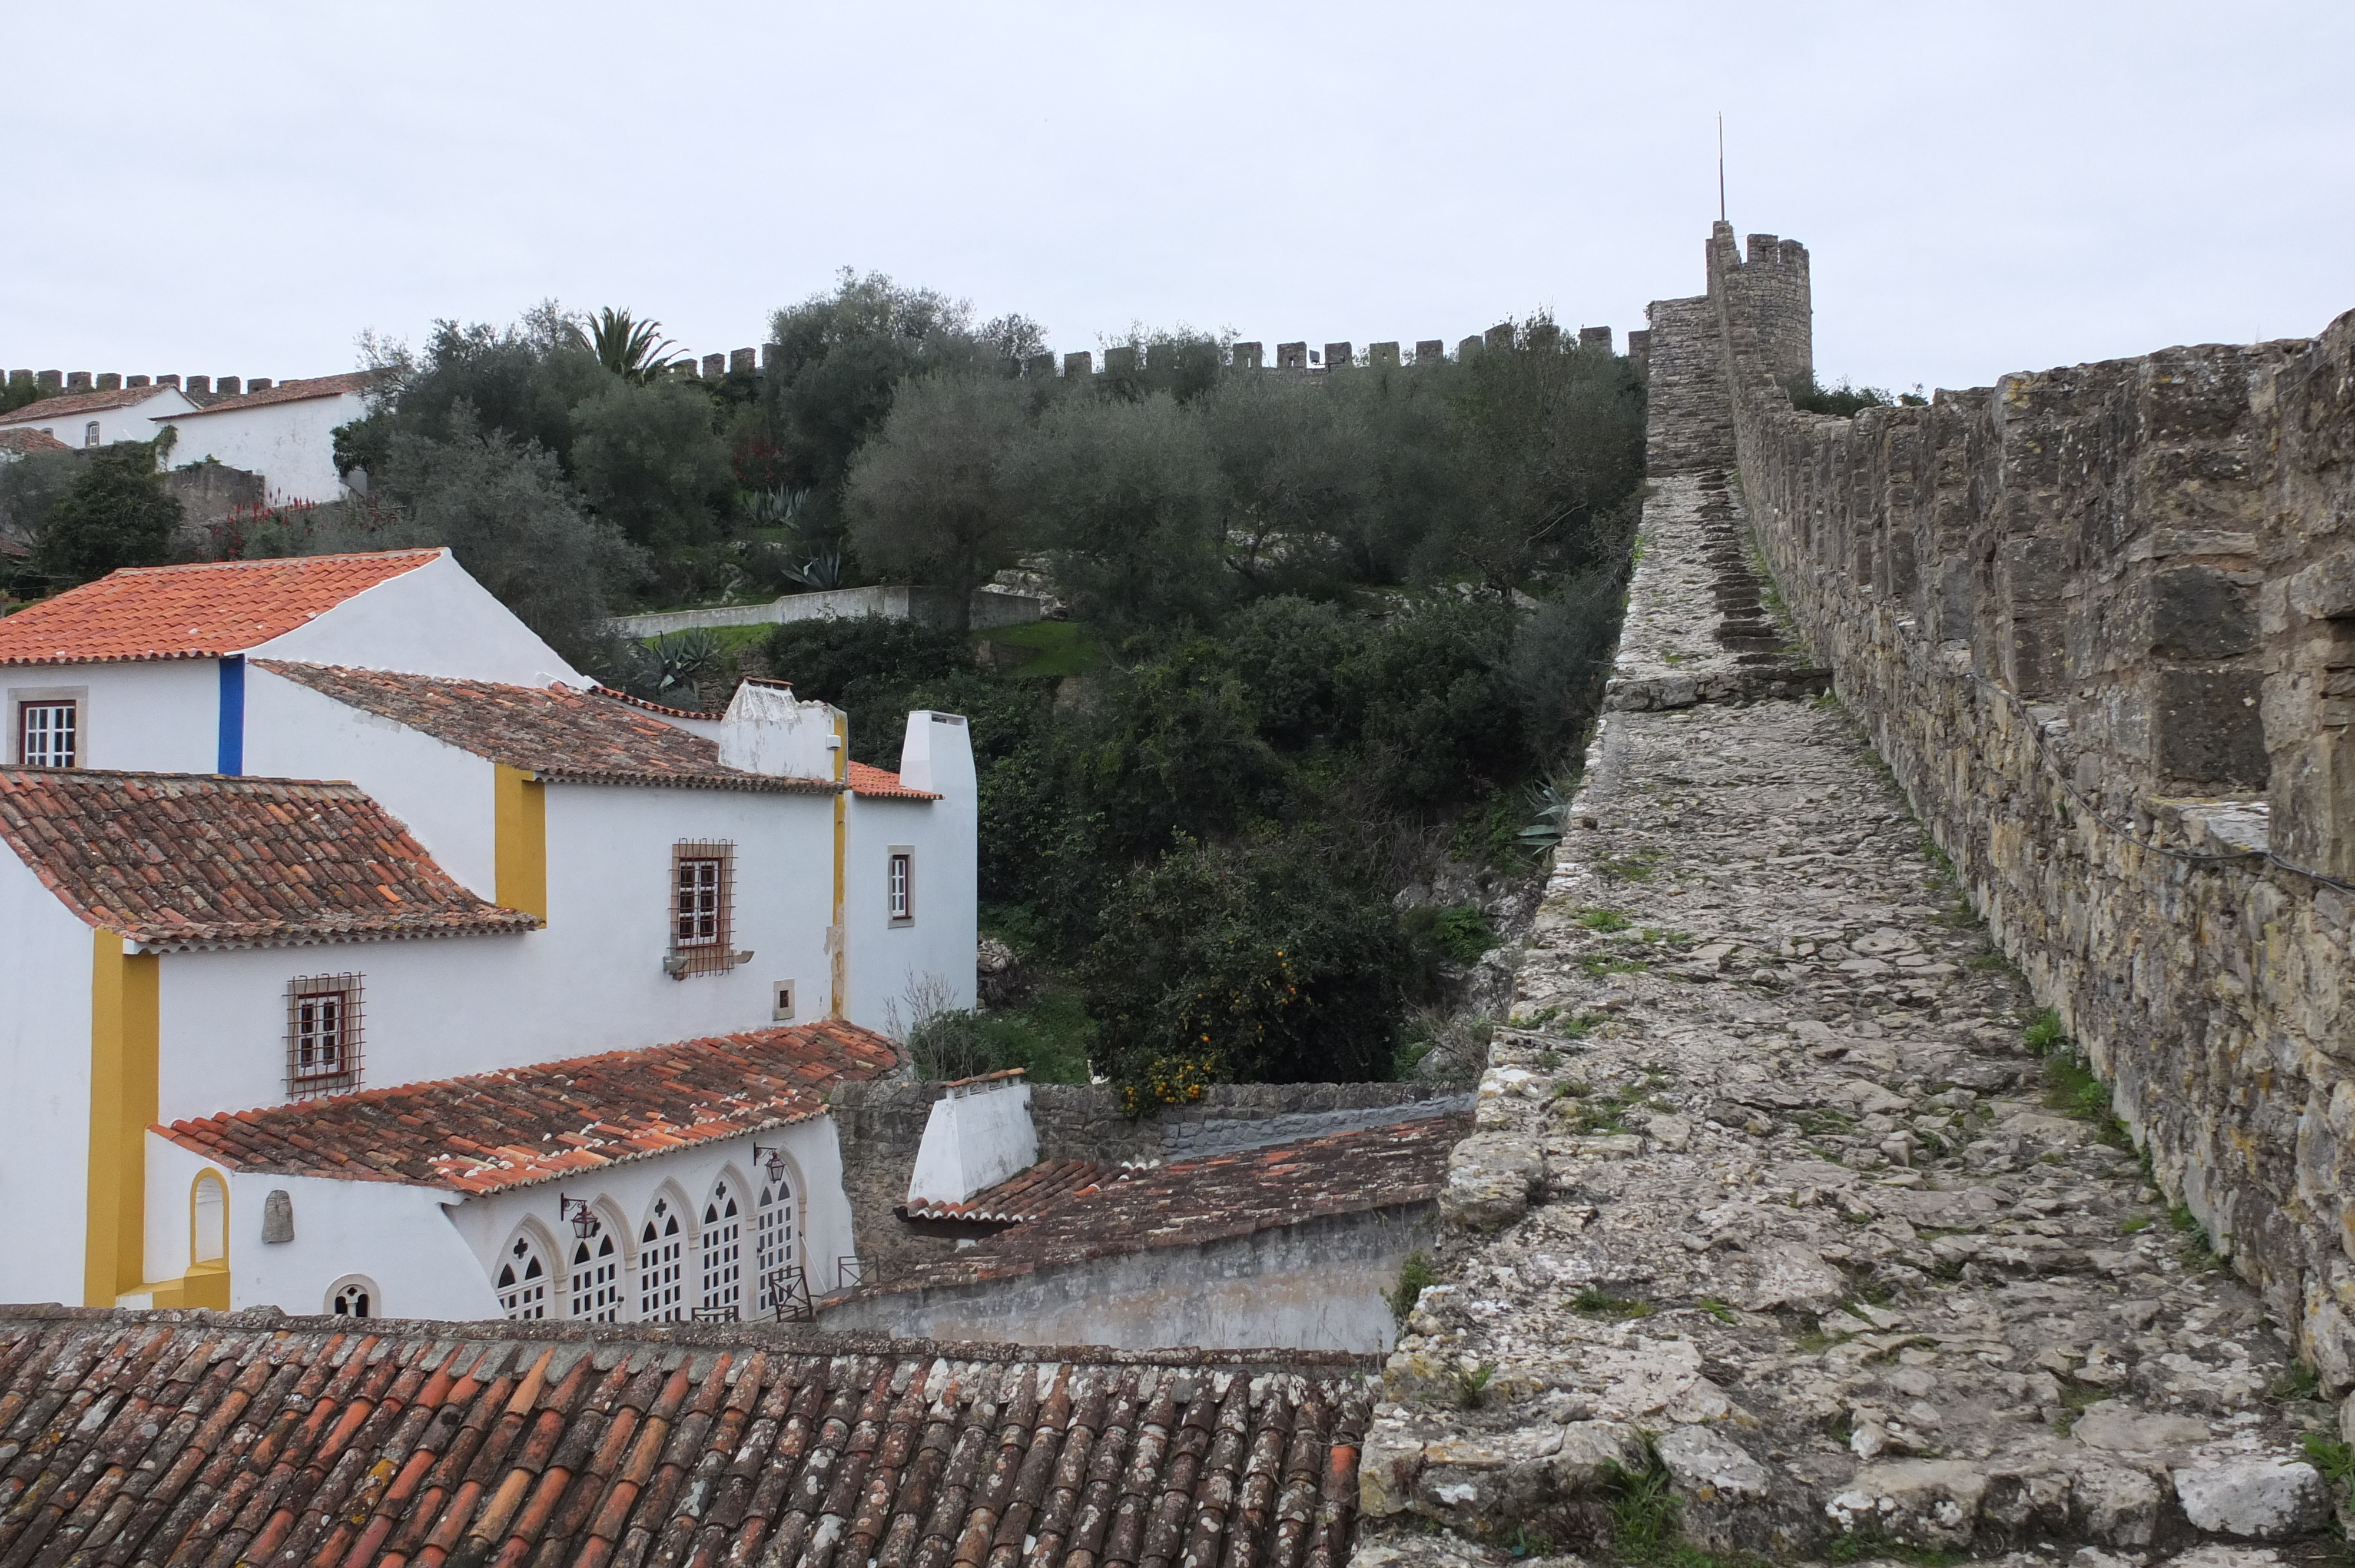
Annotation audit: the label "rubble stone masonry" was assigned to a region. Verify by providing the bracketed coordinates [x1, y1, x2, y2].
[1714, 221, 2355, 1391]
[1351, 227, 2355, 1566]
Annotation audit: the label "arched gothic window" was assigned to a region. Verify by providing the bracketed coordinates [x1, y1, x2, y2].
[638, 1198, 684, 1321]
[495, 1232, 548, 1319]
[754, 1173, 797, 1314]
[328, 1277, 376, 1317]
[570, 1222, 621, 1322]
[700, 1178, 742, 1314]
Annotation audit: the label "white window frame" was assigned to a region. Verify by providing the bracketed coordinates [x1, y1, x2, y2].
[82, 421, 99, 448]
[286, 974, 362, 1095]
[11, 687, 85, 768]
[887, 846, 914, 926]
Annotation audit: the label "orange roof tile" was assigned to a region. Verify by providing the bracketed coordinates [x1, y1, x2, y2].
[259, 662, 841, 793]
[848, 759, 942, 800]
[0, 427, 72, 455]
[0, 548, 443, 666]
[861, 1116, 1461, 1295]
[0, 768, 536, 948]
[159, 1020, 902, 1193]
[161, 370, 376, 417]
[0, 383, 186, 425]
[0, 1307, 1371, 1568]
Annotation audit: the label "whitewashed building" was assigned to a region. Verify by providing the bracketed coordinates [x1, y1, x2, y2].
[0, 381, 197, 451]
[152, 371, 374, 503]
[0, 549, 977, 1321]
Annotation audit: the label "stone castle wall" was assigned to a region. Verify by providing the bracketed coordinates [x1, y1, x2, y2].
[1707, 221, 2355, 1388]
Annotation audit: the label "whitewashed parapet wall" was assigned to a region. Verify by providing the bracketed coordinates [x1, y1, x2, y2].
[1699, 220, 2355, 1388]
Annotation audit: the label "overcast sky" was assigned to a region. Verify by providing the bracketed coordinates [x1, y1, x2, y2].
[8, 2, 2350, 397]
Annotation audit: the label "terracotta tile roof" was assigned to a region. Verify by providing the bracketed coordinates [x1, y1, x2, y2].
[0, 427, 71, 455]
[0, 768, 535, 948]
[257, 663, 841, 794]
[0, 549, 443, 666]
[849, 759, 943, 800]
[0, 383, 184, 424]
[901, 1160, 1113, 1224]
[868, 1117, 1461, 1295]
[158, 1021, 902, 1194]
[161, 370, 377, 418]
[592, 683, 720, 720]
[0, 1307, 1370, 1568]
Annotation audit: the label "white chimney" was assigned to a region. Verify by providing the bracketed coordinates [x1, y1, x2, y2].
[897, 710, 976, 796]
[718, 679, 839, 779]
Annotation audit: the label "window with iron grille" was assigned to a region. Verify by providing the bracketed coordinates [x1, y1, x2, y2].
[286, 974, 362, 1095]
[669, 841, 735, 976]
[17, 700, 76, 768]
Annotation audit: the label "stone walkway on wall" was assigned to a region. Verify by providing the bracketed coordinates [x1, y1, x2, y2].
[1351, 469, 2346, 1564]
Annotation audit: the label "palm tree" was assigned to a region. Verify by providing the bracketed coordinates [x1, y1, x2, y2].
[579, 308, 685, 384]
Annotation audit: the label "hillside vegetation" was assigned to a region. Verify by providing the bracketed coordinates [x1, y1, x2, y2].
[1, 277, 1647, 1100]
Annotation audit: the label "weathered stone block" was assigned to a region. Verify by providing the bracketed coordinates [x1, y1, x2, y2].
[2175, 1457, 2330, 1539]
[2153, 669, 2267, 787]
[2151, 566, 2259, 659]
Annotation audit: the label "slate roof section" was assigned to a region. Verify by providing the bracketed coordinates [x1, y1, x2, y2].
[257, 662, 841, 794]
[0, 549, 443, 666]
[849, 759, 943, 800]
[158, 370, 374, 417]
[0, 1307, 1369, 1568]
[868, 1117, 1460, 1295]
[158, 1020, 901, 1193]
[901, 1160, 1113, 1224]
[0, 768, 536, 948]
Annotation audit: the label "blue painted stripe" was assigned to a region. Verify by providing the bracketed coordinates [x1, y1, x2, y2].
[216, 656, 244, 776]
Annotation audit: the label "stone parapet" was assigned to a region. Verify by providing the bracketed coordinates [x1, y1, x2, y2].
[1710, 219, 2355, 1390]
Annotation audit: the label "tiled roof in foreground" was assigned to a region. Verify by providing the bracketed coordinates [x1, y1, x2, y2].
[870, 1117, 1460, 1295]
[258, 662, 840, 794]
[159, 1020, 901, 1194]
[0, 768, 536, 948]
[0, 1307, 1370, 1568]
[0, 549, 442, 665]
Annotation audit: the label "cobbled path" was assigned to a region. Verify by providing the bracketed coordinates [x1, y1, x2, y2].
[1352, 466, 2344, 1567]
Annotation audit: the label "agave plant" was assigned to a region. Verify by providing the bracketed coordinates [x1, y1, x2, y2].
[747, 487, 810, 530]
[632, 627, 721, 702]
[1517, 775, 1580, 857]
[579, 307, 685, 384]
[783, 552, 845, 591]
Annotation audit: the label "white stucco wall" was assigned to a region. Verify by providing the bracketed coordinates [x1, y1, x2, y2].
[442, 1121, 857, 1316]
[0, 387, 195, 451]
[4, 659, 221, 773]
[152, 390, 365, 504]
[140, 775, 840, 1121]
[244, 667, 499, 893]
[253, 551, 583, 686]
[844, 712, 977, 1026]
[906, 1079, 1037, 1205]
[0, 853, 96, 1306]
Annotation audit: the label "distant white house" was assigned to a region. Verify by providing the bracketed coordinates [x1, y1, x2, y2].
[154, 371, 375, 504]
[0, 382, 197, 452]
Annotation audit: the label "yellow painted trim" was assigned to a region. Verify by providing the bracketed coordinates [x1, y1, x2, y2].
[150, 1263, 229, 1311]
[493, 763, 548, 921]
[830, 709, 848, 1018]
[85, 928, 160, 1307]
